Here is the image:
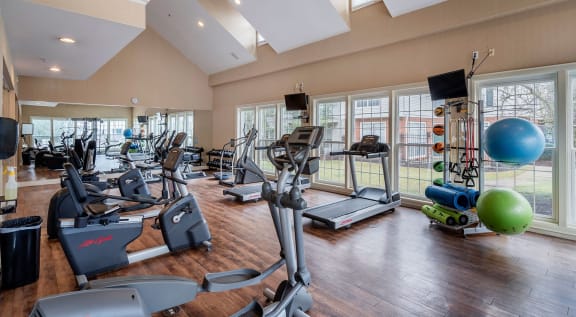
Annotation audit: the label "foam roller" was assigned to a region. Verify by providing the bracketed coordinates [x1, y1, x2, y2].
[433, 204, 469, 225]
[425, 185, 470, 211]
[442, 183, 480, 207]
[421, 205, 456, 226]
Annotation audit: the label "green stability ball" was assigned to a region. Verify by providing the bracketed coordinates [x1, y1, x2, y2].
[476, 188, 533, 235]
[433, 161, 444, 172]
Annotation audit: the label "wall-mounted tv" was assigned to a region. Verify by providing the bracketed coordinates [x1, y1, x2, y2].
[21, 123, 34, 135]
[284, 93, 309, 111]
[137, 115, 148, 123]
[427, 69, 468, 101]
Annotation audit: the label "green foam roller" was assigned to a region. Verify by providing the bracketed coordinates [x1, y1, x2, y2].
[433, 203, 469, 225]
[421, 205, 456, 226]
[433, 178, 444, 186]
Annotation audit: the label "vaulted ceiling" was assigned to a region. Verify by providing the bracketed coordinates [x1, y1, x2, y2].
[0, 0, 453, 80]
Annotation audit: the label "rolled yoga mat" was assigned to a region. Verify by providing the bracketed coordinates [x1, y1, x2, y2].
[442, 183, 480, 207]
[425, 185, 470, 211]
[432, 204, 469, 225]
[421, 205, 456, 226]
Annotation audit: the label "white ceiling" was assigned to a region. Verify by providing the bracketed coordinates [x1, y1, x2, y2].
[147, 0, 257, 75]
[231, 0, 351, 54]
[0, 0, 451, 80]
[0, 0, 145, 80]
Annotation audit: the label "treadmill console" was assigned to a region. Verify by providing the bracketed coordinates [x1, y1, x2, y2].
[352, 135, 381, 153]
[163, 148, 184, 172]
[287, 126, 323, 146]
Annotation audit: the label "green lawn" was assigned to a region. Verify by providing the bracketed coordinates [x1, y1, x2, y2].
[316, 160, 553, 194]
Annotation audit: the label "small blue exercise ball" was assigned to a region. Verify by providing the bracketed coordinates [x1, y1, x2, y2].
[123, 128, 133, 138]
[484, 118, 545, 165]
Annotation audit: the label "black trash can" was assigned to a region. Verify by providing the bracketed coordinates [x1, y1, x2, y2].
[0, 216, 43, 289]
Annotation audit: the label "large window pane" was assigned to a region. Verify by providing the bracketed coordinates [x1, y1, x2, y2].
[480, 77, 556, 219]
[351, 95, 389, 189]
[397, 93, 443, 197]
[52, 119, 73, 149]
[280, 106, 303, 136]
[257, 106, 277, 173]
[186, 113, 194, 146]
[316, 98, 347, 186]
[31, 118, 51, 147]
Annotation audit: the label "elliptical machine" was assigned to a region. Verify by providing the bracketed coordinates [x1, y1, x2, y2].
[55, 146, 212, 287]
[32, 126, 324, 317]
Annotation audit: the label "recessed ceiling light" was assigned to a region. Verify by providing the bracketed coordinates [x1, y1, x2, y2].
[58, 37, 76, 44]
[197, 20, 205, 28]
[234, 0, 241, 5]
[49, 66, 61, 72]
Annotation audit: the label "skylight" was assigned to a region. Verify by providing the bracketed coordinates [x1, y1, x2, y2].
[257, 33, 267, 46]
[351, 0, 379, 11]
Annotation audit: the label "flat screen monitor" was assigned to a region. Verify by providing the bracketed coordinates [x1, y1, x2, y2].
[284, 93, 308, 111]
[137, 115, 148, 123]
[427, 69, 468, 101]
[21, 123, 34, 135]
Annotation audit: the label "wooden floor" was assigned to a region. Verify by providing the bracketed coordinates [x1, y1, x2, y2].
[2, 166, 576, 316]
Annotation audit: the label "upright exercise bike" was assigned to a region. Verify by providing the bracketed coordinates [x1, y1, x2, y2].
[32, 125, 324, 317]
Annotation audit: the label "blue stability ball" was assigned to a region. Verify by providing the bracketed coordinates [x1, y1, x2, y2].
[484, 118, 545, 165]
[123, 128, 133, 138]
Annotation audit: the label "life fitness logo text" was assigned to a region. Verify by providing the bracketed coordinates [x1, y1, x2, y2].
[79, 235, 113, 249]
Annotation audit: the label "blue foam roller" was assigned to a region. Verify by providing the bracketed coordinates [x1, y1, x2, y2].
[425, 185, 470, 211]
[442, 183, 480, 207]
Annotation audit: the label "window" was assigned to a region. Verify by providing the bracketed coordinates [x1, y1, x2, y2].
[31, 118, 51, 147]
[257, 106, 277, 173]
[280, 106, 303, 136]
[257, 33, 267, 46]
[351, 94, 390, 189]
[479, 76, 556, 219]
[406, 122, 427, 160]
[351, 0, 379, 11]
[396, 92, 443, 197]
[315, 98, 347, 186]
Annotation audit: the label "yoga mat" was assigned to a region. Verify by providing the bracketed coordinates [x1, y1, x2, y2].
[425, 185, 470, 211]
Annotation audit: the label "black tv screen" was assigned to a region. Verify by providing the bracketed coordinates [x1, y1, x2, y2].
[137, 115, 148, 123]
[21, 123, 34, 135]
[285, 93, 308, 111]
[427, 69, 468, 101]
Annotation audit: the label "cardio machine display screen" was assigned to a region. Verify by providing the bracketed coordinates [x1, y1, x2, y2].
[164, 149, 183, 172]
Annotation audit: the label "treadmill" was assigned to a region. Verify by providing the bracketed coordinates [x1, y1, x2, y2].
[223, 132, 310, 202]
[303, 135, 401, 229]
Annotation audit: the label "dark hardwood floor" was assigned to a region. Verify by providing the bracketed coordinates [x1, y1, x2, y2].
[2, 166, 576, 316]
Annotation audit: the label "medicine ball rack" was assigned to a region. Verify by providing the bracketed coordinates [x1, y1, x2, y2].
[427, 98, 491, 236]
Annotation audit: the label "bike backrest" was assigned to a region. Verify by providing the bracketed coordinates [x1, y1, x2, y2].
[63, 163, 89, 205]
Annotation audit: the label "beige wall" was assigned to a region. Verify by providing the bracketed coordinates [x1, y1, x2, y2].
[209, 0, 565, 86]
[31, 0, 146, 28]
[18, 28, 213, 111]
[1, 11, 17, 192]
[211, 1, 576, 147]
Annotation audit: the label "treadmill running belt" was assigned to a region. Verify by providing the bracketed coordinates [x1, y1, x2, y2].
[304, 198, 378, 220]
